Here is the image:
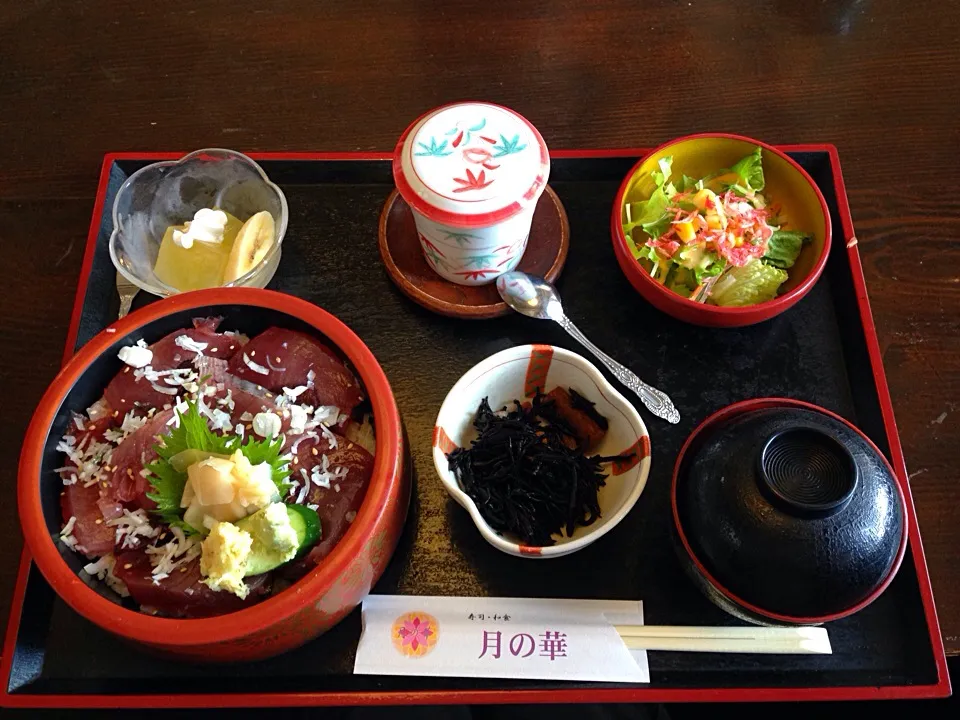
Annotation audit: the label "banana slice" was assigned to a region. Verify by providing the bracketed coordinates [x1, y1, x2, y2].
[222, 211, 275, 283]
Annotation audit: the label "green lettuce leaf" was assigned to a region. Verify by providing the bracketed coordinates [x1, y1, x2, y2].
[624, 184, 673, 241]
[693, 255, 726, 285]
[729, 146, 765, 192]
[665, 266, 695, 297]
[623, 155, 682, 245]
[651, 156, 673, 187]
[629, 241, 661, 264]
[639, 186, 672, 237]
[763, 230, 810, 269]
[709, 258, 787, 307]
[677, 174, 698, 193]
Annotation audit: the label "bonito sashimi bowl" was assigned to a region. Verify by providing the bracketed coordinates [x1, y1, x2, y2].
[57, 317, 374, 616]
[19, 289, 408, 660]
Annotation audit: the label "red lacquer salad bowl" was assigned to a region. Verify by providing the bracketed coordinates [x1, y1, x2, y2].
[611, 133, 832, 327]
[17, 288, 409, 661]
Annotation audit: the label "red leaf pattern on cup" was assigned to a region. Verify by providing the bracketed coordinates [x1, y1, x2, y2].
[418, 233, 446, 257]
[452, 168, 494, 193]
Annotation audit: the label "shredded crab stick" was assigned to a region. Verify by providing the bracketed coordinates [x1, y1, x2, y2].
[622, 147, 812, 307]
[649, 188, 774, 268]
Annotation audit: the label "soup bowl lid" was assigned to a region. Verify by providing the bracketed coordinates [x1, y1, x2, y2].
[673, 399, 907, 623]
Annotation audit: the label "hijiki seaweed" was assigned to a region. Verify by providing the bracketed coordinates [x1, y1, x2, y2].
[446, 389, 632, 546]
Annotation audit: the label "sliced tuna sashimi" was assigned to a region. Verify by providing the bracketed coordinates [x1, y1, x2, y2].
[67, 414, 117, 445]
[226, 327, 364, 416]
[61, 483, 115, 558]
[285, 430, 374, 570]
[103, 366, 174, 414]
[96, 496, 125, 522]
[193, 355, 232, 385]
[195, 356, 290, 433]
[105, 408, 174, 508]
[112, 550, 270, 618]
[104, 317, 244, 412]
[197, 356, 279, 420]
[148, 317, 244, 368]
[55, 415, 118, 487]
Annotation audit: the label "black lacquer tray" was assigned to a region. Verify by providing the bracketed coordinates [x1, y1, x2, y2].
[0, 149, 949, 708]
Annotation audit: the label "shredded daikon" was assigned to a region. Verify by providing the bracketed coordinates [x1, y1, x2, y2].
[242, 352, 270, 375]
[175, 335, 209, 355]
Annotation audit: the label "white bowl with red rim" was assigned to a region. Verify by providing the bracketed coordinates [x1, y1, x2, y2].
[393, 102, 550, 286]
[433, 345, 651, 558]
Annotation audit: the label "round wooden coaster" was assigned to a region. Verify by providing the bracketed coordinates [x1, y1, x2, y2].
[378, 186, 570, 319]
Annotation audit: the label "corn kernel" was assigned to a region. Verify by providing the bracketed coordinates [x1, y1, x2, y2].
[675, 220, 696, 243]
[693, 188, 717, 210]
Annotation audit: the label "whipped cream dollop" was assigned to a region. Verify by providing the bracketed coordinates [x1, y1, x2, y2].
[173, 208, 228, 249]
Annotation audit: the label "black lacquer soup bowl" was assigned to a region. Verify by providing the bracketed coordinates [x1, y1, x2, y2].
[671, 398, 907, 625]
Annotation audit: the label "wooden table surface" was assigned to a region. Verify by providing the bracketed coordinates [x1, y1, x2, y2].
[0, 0, 957, 658]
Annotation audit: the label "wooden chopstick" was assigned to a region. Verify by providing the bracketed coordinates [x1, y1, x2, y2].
[614, 625, 831, 655]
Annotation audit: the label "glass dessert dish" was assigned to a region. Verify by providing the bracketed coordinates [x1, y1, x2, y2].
[109, 149, 289, 297]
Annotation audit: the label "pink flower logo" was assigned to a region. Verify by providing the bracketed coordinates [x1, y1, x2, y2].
[391, 611, 439, 657]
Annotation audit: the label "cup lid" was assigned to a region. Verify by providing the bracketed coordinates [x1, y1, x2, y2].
[393, 102, 550, 229]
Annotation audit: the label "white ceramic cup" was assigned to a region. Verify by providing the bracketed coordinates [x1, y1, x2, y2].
[393, 102, 550, 286]
[413, 205, 533, 284]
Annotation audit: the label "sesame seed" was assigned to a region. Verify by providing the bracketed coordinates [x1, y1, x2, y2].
[123, 563, 132, 569]
[276, 357, 281, 363]
[229, 345, 235, 350]
[250, 351, 256, 357]
[112, 410, 119, 418]
[126, 468, 133, 477]
[101, 482, 108, 488]
[348, 443, 354, 450]
[180, 567, 188, 573]
[266, 392, 273, 398]
[311, 447, 318, 456]
[124, 367, 130, 373]
[211, 347, 218, 353]
[293, 456, 299, 465]
[95, 518, 103, 525]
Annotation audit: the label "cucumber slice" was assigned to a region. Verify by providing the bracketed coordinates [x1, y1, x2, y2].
[235, 504, 322, 576]
[286, 504, 322, 558]
[243, 548, 284, 576]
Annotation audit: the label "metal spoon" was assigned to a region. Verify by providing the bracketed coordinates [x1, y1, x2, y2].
[497, 271, 680, 424]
